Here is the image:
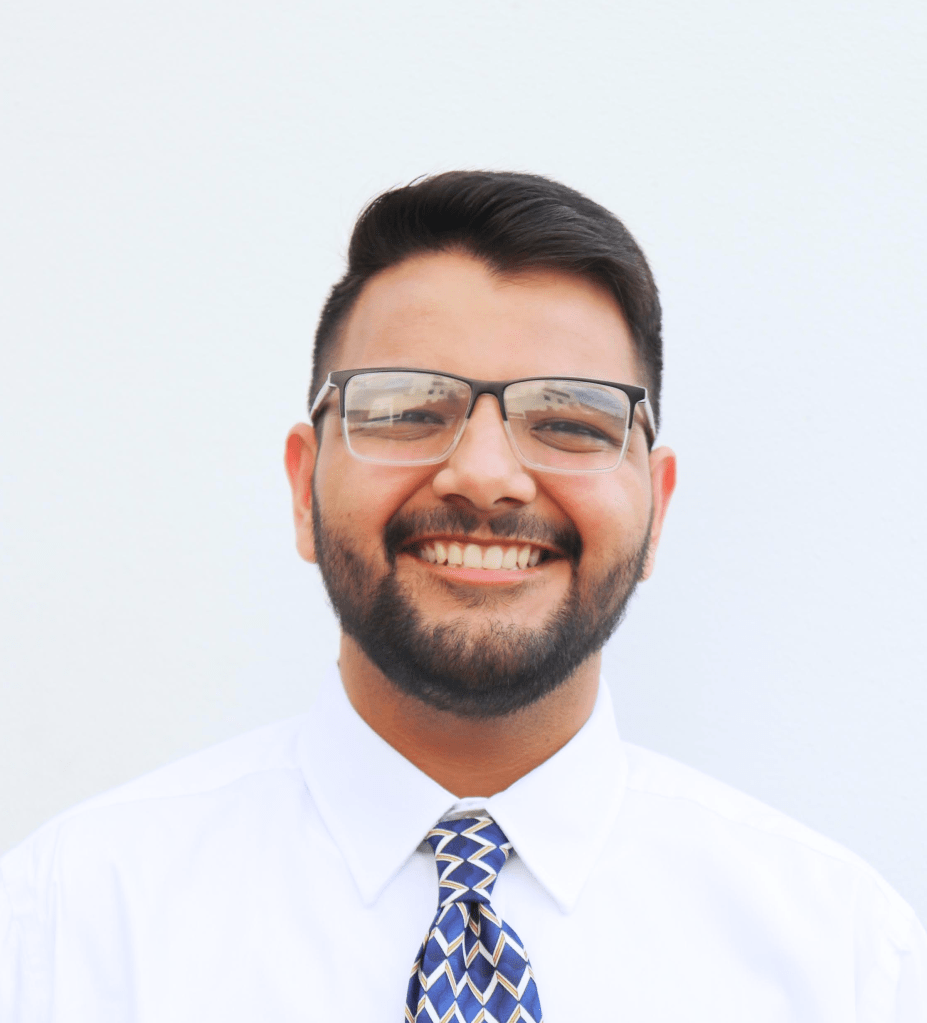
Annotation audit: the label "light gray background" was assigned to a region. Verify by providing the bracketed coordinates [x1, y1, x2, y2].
[2, 1, 925, 922]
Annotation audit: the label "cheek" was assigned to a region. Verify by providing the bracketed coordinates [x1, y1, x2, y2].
[553, 475, 652, 551]
[315, 448, 434, 541]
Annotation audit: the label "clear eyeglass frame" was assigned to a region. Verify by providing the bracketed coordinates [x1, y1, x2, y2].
[308, 367, 654, 475]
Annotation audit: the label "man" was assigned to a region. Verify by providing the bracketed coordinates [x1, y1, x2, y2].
[2, 171, 925, 1021]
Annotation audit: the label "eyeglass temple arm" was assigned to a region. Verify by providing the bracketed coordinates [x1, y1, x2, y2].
[635, 396, 656, 448]
[308, 374, 336, 423]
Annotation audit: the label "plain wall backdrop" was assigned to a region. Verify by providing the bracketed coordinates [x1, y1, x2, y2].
[2, 0, 925, 924]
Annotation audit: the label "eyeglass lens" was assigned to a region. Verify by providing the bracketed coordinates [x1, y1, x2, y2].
[342, 371, 632, 471]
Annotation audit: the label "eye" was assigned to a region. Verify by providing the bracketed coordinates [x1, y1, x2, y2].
[396, 408, 447, 426]
[534, 419, 608, 438]
[530, 418, 621, 452]
[355, 405, 453, 442]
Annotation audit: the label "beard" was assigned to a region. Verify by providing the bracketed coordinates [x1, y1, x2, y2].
[312, 488, 651, 719]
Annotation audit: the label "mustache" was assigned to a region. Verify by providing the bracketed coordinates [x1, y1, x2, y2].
[384, 507, 582, 564]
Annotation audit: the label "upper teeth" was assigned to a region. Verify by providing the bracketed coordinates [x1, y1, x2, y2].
[418, 541, 543, 570]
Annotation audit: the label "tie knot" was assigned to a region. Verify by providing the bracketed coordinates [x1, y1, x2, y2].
[425, 815, 512, 909]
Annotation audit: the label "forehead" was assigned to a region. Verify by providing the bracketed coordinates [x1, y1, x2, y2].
[337, 250, 643, 385]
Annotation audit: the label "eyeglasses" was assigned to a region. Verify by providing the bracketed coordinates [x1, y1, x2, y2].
[308, 368, 653, 474]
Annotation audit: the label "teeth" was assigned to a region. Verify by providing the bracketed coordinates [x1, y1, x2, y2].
[463, 543, 482, 568]
[482, 545, 504, 570]
[416, 541, 546, 571]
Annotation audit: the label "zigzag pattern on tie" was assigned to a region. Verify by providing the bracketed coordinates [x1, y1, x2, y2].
[405, 816, 544, 1023]
[430, 819, 512, 907]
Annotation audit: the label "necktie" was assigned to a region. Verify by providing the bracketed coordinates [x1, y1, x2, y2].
[405, 815, 544, 1023]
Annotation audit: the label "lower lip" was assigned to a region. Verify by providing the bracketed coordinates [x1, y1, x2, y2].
[401, 552, 553, 584]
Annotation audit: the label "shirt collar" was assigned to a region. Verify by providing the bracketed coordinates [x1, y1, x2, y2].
[297, 665, 627, 914]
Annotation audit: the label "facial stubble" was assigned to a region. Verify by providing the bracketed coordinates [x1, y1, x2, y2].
[311, 482, 651, 719]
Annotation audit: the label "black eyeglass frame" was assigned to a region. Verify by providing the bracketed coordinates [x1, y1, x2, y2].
[308, 367, 655, 473]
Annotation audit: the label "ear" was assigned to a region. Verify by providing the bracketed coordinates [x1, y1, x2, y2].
[641, 445, 677, 581]
[284, 423, 319, 564]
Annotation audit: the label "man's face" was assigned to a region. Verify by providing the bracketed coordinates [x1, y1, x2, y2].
[288, 250, 675, 717]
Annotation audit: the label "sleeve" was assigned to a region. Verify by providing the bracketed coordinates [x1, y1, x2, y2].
[892, 915, 927, 1022]
[855, 874, 927, 1023]
[0, 877, 25, 1019]
[0, 847, 50, 1023]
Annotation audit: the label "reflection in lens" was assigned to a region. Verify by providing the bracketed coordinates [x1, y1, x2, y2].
[504, 380, 630, 470]
[344, 372, 471, 463]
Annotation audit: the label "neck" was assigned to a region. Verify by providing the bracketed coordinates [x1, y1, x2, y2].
[337, 635, 600, 798]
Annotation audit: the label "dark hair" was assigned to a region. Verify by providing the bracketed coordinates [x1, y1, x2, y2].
[311, 170, 664, 430]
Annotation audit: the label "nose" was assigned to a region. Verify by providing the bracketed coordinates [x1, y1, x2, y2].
[431, 394, 538, 510]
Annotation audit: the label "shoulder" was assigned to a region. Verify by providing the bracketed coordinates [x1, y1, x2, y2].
[0, 714, 314, 889]
[620, 741, 878, 873]
[0, 713, 335, 1021]
[619, 742, 923, 950]
[621, 742, 860, 858]
[66, 713, 311, 810]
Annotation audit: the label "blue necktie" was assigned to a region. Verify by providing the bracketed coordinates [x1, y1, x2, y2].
[405, 815, 544, 1023]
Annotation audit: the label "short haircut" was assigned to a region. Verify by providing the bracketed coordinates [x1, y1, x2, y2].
[311, 170, 664, 431]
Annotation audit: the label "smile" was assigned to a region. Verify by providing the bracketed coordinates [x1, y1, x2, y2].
[414, 540, 547, 571]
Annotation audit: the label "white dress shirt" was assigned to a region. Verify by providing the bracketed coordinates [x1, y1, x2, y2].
[2, 666, 925, 1021]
